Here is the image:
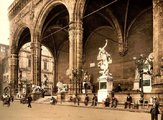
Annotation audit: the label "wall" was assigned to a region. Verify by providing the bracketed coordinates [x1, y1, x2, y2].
[83, 10, 153, 90]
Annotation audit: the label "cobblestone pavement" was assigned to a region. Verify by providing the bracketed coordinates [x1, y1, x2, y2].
[0, 101, 161, 120]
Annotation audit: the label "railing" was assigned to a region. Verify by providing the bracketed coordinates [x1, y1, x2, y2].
[8, 0, 32, 20]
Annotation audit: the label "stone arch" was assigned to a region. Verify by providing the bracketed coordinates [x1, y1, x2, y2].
[11, 24, 31, 54]
[82, 0, 123, 55]
[126, 7, 152, 44]
[84, 26, 118, 50]
[127, 7, 153, 55]
[57, 40, 69, 83]
[107, 10, 124, 55]
[84, 26, 120, 85]
[33, 0, 70, 38]
[33, 2, 70, 88]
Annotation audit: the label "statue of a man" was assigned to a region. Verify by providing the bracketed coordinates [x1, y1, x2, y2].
[42, 74, 48, 87]
[83, 71, 91, 81]
[97, 40, 112, 77]
[56, 81, 64, 93]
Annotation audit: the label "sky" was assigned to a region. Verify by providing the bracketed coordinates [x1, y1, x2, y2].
[0, 0, 14, 45]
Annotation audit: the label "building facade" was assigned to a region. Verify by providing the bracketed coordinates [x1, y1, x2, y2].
[8, 0, 163, 99]
[1, 43, 53, 96]
[0, 44, 9, 96]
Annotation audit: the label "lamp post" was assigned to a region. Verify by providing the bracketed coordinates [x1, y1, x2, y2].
[72, 69, 83, 96]
[72, 69, 78, 96]
[133, 54, 146, 103]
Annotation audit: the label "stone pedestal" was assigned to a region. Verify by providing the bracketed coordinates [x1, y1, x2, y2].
[143, 74, 152, 93]
[133, 80, 139, 90]
[97, 76, 113, 102]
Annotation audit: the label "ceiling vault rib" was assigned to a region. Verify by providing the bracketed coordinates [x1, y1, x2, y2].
[83, 0, 118, 20]
[123, 0, 130, 47]
[93, 30, 120, 45]
[42, 10, 66, 34]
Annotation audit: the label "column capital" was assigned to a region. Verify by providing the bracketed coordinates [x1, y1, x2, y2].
[30, 41, 41, 49]
[10, 53, 18, 58]
[69, 21, 83, 31]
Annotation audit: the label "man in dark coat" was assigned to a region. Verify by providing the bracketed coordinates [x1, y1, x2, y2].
[111, 96, 118, 108]
[91, 94, 98, 106]
[150, 97, 160, 120]
[84, 94, 89, 106]
[27, 94, 32, 108]
[104, 95, 110, 107]
[125, 93, 132, 109]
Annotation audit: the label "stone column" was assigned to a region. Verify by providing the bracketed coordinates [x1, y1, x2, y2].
[53, 57, 58, 93]
[69, 21, 83, 69]
[68, 22, 76, 94]
[31, 39, 41, 86]
[69, 22, 76, 71]
[68, 21, 83, 94]
[9, 53, 18, 94]
[76, 21, 83, 69]
[152, 0, 163, 92]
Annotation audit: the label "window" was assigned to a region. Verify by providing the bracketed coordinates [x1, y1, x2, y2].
[143, 80, 150, 86]
[100, 82, 107, 89]
[1, 46, 5, 52]
[44, 61, 47, 70]
[28, 58, 31, 67]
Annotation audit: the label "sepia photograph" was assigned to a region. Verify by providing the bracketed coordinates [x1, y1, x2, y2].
[0, 0, 163, 120]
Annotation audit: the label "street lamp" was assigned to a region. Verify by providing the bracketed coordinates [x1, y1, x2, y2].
[133, 54, 146, 103]
[72, 69, 83, 96]
[72, 69, 77, 96]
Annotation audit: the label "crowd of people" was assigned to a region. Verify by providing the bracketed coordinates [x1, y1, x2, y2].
[1, 91, 163, 120]
[1, 93, 32, 108]
[1, 93, 14, 107]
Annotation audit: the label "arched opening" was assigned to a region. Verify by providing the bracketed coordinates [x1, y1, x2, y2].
[40, 4, 69, 93]
[83, 0, 152, 92]
[18, 43, 54, 96]
[14, 27, 31, 95]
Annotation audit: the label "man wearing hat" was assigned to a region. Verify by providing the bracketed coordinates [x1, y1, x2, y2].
[150, 96, 160, 120]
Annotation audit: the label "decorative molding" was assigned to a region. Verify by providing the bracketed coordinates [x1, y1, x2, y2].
[8, 0, 43, 20]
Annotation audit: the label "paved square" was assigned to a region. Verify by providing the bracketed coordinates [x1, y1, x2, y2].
[0, 101, 161, 120]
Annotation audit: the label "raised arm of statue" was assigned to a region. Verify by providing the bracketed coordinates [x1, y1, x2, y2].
[99, 40, 108, 53]
[97, 40, 108, 60]
[103, 39, 108, 50]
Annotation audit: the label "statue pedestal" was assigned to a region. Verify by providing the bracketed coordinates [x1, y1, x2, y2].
[133, 80, 139, 90]
[97, 76, 113, 102]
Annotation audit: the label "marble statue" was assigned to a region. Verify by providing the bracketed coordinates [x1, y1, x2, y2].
[42, 74, 48, 88]
[145, 53, 153, 74]
[134, 53, 153, 82]
[97, 40, 112, 77]
[83, 71, 91, 82]
[32, 85, 41, 93]
[56, 81, 65, 93]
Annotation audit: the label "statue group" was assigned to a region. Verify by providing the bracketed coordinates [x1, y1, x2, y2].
[134, 53, 154, 82]
[97, 40, 112, 78]
[97, 40, 113, 102]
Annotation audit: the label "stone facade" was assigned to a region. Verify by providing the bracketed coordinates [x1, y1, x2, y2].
[0, 44, 9, 95]
[8, 0, 163, 97]
[18, 43, 53, 85]
[0, 43, 53, 95]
